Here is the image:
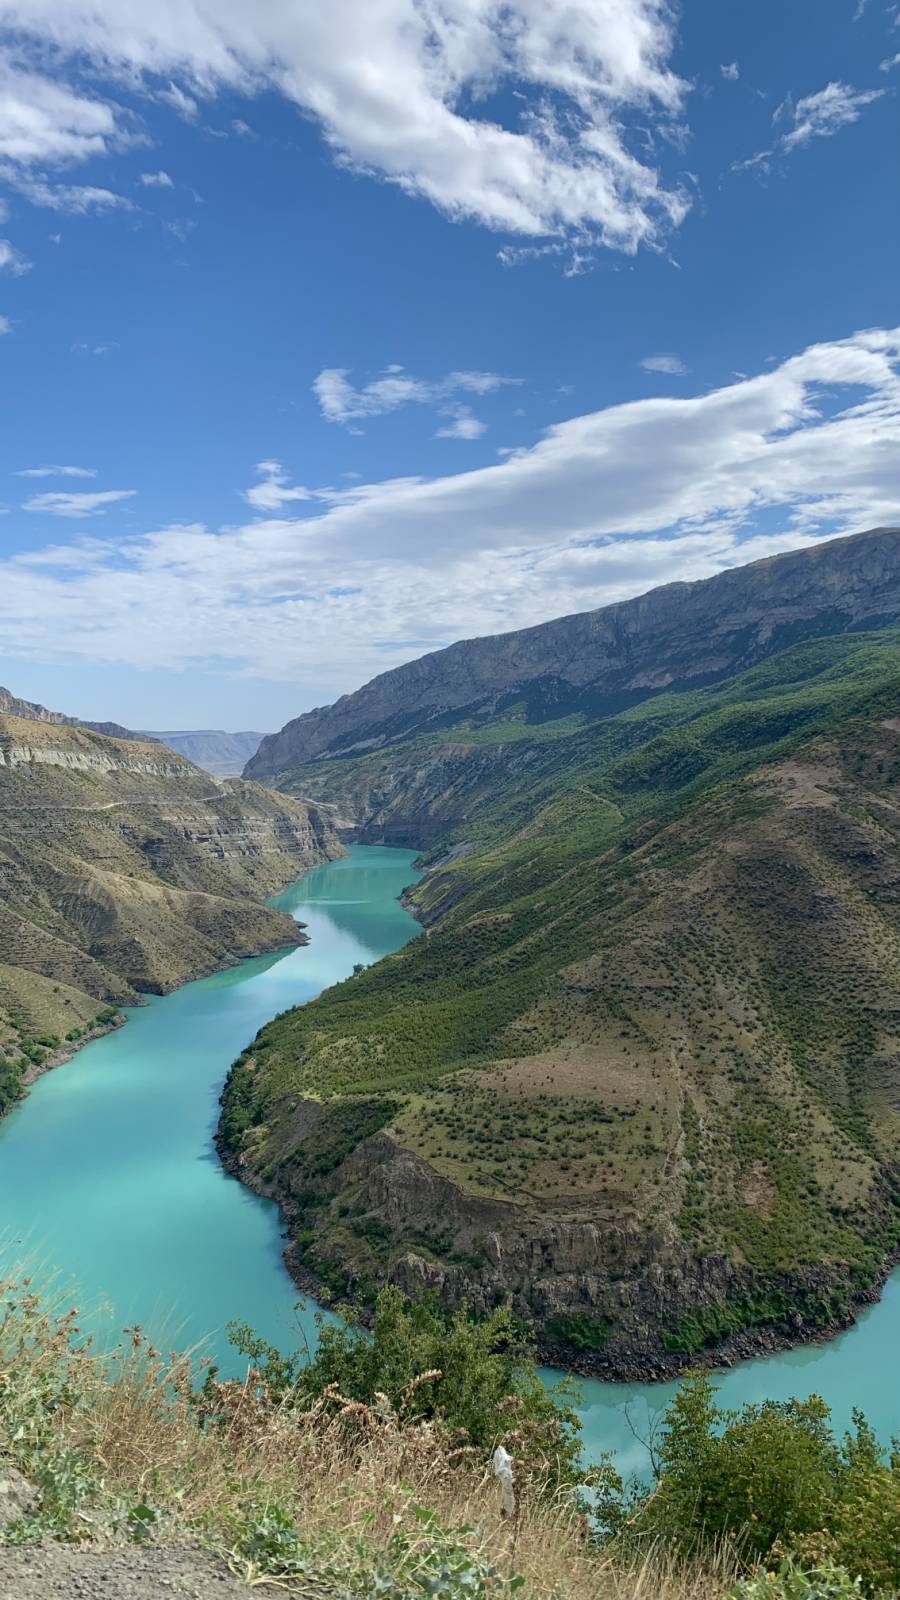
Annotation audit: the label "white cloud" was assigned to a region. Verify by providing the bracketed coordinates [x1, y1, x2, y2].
[0, 239, 29, 273]
[138, 169, 173, 187]
[641, 352, 687, 374]
[15, 465, 97, 478]
[720, 62, 740, 81]
[8, 175, 133, 213]
[434, 410, 487, 440]
[779, 81, 885, 150]
[243, 461, 313, 513]
[22, 488, 135, 518]
[880, 53, 900, 72]
[0, 314, 10, 335]
[0, 0, 691, 255]
[0, 328, 899, 693]
[71, 341, 119, 355]
[0, 55, 128, 165]
[313, 366, 517, 435]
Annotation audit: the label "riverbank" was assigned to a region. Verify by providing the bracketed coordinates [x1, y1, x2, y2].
[219, 1112, 900, 1384]
[2, 844, 337, 1119]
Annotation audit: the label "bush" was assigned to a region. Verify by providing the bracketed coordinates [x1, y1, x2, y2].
[225, 1285, 583, 1488]
[730, 1557, 863, 1599]
[624, 1373, 900, 1595]
[232, 1497, 524, 1595]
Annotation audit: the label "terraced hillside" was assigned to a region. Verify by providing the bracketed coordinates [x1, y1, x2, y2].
[0, 714, 341, 1109]
[221, 531, 900, 1375]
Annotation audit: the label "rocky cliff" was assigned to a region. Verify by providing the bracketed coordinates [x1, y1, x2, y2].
[247, 526, 900, 787]
[0, 685, 144, 742]
[0, 714, 342, 1096]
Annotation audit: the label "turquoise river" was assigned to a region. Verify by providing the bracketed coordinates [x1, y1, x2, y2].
[1, 842, 899, 1478]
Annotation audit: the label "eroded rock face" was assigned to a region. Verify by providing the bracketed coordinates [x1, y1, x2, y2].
[0, 713, 343, 1067]
[248, 526, 900, 782]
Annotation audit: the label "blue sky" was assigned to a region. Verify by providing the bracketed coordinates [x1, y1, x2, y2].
[0, 0, 899, 730]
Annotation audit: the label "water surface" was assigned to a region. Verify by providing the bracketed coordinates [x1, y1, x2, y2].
[0, 846, 421, 1370]
[1, 841, 898, 1475]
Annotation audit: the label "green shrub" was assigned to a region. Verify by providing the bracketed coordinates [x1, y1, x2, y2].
[233, 1497, 524, 1595]
[225, 1285, 582, 1487]
[730, 1557, 863, 1599]
[545, 1312, 611, 1350]
[623, 1374, 900, 1595]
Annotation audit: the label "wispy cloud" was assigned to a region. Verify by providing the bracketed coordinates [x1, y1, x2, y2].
[15, 465, 97, 478]
[778, 81, 885, 150]
[71, 341, 119, 356]
[8, 176, 133, 213]
[243, 461, 313, 513]
[0, 314, 10, 335]
[313, 366, 518, 436]
[22, 488, 135, 518]
[720, 62, 740, 81]
[2, 328, 900, 692]
[733, 79, 886, 179]
[0, 239, 30, 274]
[434, 411, 487, 440]
[0, 55, 130, 166]
[138, 169, 173, 187]
[880, 53, 900, 72]
[0, 1, 692, 259]
[640, 352, 687, 375]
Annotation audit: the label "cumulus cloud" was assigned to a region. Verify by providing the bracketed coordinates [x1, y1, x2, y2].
[313, 366, 518, 435]
[0, 327, 899, 693]
[880, 53, 900, 72]
[720, 62, 740, 81]
[22, 488, 135, 517]
[641, 352, 687, 374]
[778, 81, 885, 149]
[0, 0, 691, 255]
[138, 169, 173, 187]
[16, 465, 97, 478]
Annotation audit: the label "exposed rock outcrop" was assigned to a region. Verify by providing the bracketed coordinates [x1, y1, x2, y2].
[247, 526, 900, 787]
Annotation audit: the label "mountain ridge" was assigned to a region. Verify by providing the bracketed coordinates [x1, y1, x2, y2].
[246, 526, 900, 784]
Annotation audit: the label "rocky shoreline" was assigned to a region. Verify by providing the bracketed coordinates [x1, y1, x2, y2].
[215, 1121, 900, 1385]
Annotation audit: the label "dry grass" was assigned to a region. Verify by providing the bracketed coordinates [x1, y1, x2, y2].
[0, 1275, 740, 1598]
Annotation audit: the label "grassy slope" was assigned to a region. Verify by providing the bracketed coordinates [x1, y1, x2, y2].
[222, 630, 900, 1367]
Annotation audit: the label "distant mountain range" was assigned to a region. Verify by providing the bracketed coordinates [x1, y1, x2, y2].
[0, 693, 265, 778]
[143, 729, 265, 777]
[226, 526, 900, 1376]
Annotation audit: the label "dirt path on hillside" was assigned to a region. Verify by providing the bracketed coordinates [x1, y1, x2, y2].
[0, 1542, 342, 1599]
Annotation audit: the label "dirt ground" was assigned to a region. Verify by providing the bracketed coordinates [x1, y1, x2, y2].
[0, 1542, 341, 1599]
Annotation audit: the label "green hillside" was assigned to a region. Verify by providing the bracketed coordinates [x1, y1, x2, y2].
[222, 627, 900, 1373]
